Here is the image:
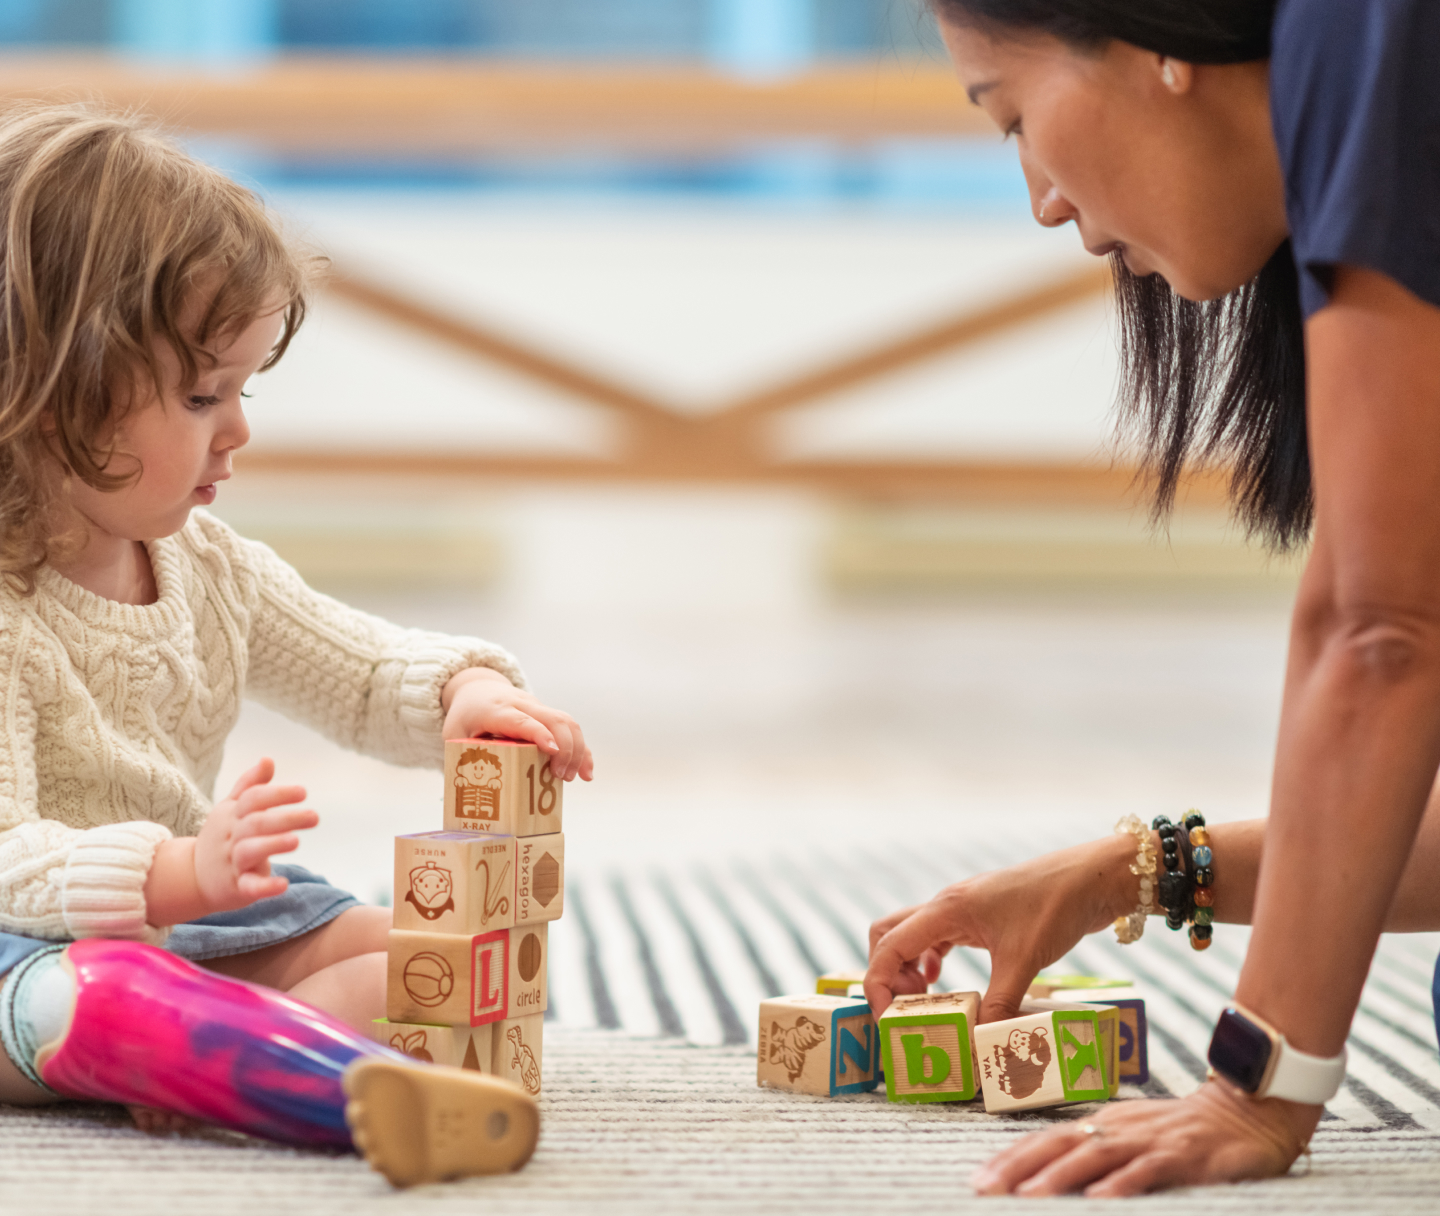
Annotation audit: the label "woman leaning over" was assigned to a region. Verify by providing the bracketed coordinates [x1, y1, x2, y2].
[865, 0, 1440, 1197]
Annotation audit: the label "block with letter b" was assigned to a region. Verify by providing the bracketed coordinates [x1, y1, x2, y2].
[878, 991, 980, 1103]
[756, 995, 879, 1096]
[370, 1018, 493, 1072]
[974, 1006, 1110, 1113]
[444, 738, 563, 837]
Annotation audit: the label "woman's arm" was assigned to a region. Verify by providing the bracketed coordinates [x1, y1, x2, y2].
[974, 267, 1440, 1197]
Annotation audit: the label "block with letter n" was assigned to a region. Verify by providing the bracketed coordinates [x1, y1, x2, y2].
[755, 995, 879, 1096]
[878, 991, 980, 1104]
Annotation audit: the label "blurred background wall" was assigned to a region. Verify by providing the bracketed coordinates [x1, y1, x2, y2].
[0, 2, 1299, 903]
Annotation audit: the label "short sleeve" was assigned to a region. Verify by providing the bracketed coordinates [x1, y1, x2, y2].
[1270, 0, 1440, 317]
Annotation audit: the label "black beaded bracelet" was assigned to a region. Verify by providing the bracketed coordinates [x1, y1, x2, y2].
[1152, 811, 1214, 951]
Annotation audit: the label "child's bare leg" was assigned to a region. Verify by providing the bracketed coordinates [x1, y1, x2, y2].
[200, 905, 390, 1030]
[0, 1026, 56, 1106]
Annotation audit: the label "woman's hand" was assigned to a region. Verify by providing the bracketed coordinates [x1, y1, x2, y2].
[865, 834, 1137, 1023]
[972, 1080, 1318, 1196]
[144, 758, 318, 926]
[441, 667, 594, 782]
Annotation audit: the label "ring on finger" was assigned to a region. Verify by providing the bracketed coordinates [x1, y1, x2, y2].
[1079, 1123, 1106, 1139]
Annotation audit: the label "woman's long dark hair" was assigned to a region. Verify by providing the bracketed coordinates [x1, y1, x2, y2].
[935, 0, 1311, 548]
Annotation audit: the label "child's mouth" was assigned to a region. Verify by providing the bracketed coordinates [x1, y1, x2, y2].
[195, 484, 217, 504]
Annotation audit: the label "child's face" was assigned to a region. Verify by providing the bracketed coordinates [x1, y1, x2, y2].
[65, 303, 285, 543]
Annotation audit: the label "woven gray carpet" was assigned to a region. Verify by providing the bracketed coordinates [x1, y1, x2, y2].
[3, 836, 1438, 1211]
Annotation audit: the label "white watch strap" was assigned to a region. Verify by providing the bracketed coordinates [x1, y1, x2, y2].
[1263, 1038, 1347, 1104]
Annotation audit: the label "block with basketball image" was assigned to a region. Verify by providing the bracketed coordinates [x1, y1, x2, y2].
[755, 994, 879, 1096]
[973, 1006, 1111, 1113]
[387, 925, 548, 1027]
[443, 738, 563, 838]
[370, 1018, 493, 1073]
[878, 990, 981, 1104]
[393, 831, 519, 934]
[492, 1013, 544, 1097]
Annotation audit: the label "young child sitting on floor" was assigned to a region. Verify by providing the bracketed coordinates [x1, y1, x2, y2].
[0, 102, 593, 1186]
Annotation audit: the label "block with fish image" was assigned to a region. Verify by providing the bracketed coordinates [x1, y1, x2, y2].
[393, 831, 518, 934]
[756, 995, 879, 1096]
[878, 991, 980, 1103]
[974, 1007, 1111, 1113]
[370, 1018, 494, 1073]
[444, 738, 563, 838]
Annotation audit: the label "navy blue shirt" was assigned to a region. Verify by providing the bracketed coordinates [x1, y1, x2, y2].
[1271, 0, 1440, 317]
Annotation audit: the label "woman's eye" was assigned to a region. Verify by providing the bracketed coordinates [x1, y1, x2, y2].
[186, 394, 220, 410]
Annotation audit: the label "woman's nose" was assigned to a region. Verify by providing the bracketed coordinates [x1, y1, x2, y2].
[1036, 187, 1076, 227]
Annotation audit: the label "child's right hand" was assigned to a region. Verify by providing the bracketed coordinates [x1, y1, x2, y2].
[143, 758, 319, 927]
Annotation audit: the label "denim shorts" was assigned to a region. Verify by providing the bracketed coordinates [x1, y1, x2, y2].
[0, 864, 360, 975]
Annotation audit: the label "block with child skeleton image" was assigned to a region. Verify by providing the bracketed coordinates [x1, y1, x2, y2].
[755, 995, 879, 1097]
[443, 739, 563, 837]
[878, 990, 981, 1104]
[973, 1006, 1111, 1113]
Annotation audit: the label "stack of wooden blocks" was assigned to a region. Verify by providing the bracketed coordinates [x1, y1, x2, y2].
[371, 739, 565, 1097]
[757, 971, 1147, 1113]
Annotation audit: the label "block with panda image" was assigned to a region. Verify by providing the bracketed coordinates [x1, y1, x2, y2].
[756, 995, 879, 1096]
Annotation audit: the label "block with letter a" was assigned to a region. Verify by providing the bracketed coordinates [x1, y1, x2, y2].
[443, 738, 563, 838]
[878, 991, 980, 1103]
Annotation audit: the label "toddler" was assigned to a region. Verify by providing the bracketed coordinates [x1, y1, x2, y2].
[0, 103, 593, 1186]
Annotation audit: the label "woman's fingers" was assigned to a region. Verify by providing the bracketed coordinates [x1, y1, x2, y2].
[1013, 1135, 1152, 1197]
[972, 1126, 1089, 1195]
[1083, 1149, 1186, 1198]
[869, 905, 917, 956]
[865, 897, 974, 1015]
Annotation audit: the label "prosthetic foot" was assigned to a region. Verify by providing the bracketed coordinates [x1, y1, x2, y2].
[28, 939, 537, 1182]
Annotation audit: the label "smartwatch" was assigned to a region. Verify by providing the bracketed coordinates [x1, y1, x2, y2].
[1207, 1003, 1347, 1104]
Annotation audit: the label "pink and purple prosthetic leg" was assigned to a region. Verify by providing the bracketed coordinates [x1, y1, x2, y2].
[40, 939, 403, 1147]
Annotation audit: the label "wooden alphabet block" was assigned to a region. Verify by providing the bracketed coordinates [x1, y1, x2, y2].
[515, 833, 564, 926]
[393, 831, 518, 934]
[1027, 974, 1131, 999]
[507, 923, 548, 1018]
[1023, 999, 1121, 1097]
[386, 928, 509, 1026]
[370, 1018, 493, 1073]
[443, 738, 563, 837]
[491, 1013, 543, 1097]
[387, 925, 547, 1027]
[815, 969, 867, 998]
[974, 1007, 1110, 1113]
[878, 991, 980, 1103]
[756, 995, 879, 1096]
[1068, 989, 1149, 1085]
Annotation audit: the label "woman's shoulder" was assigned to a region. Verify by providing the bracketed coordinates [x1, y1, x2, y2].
[1271, 0, 1440, 317]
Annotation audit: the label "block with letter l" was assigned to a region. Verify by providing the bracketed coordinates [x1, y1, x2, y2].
[878, 991, 980, 1103]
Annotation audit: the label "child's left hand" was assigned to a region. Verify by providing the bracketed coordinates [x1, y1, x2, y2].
[441, 667, 594, 781]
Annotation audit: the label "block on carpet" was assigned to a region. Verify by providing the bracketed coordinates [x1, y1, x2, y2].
[815, 969, 866, 998]
[492, 1013, 544, 1096]
[878, 991, 980, 1103]
[975, 1007, 1110, 1112]
[370, 1018, 493, 1072]
[757, 995, 879, 1096]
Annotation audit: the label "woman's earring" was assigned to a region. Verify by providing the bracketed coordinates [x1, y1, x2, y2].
[1161, 59, 1177, 88]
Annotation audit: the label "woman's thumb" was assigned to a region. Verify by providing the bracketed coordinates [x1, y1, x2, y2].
[979, 959, 1035, 1025]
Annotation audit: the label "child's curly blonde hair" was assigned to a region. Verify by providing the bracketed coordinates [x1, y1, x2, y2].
[0, 102, 317, 592]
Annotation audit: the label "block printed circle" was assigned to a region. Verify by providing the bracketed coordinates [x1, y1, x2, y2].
[533, 853, 560, 907]
[517, 932, 543, 982]
[403, 951, 455, 1007]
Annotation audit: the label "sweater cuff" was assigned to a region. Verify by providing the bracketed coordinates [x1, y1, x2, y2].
[62, 822, 174, 946]
[397, 636, 528, 763]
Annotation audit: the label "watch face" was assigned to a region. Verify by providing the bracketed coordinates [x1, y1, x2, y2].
[1207, 1007, 1273, 1093]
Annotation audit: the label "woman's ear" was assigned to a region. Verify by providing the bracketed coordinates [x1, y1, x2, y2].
[1158, 56, 1194, 94]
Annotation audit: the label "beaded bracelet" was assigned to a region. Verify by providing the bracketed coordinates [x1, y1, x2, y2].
[1112, 815, 1157, 944]
[1152, 810, 1214, 950]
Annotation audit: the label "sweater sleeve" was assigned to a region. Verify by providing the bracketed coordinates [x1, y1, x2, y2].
[0, 616, 172, 943]
[214, 521, 527, 769]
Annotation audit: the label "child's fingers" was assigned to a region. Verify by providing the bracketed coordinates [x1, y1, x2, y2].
[497, 708, 558, 754]
[226, 757, 275, 801]
[234, 782, 308, 817]
[232, 832, 302, 873]
[235, 806, 319, 840]
[237, 870, 289, 901]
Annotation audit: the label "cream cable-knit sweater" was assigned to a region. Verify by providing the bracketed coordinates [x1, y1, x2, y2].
[0, 510, 525, 945]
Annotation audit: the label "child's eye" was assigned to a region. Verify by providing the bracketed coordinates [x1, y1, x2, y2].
[1004, 119, 1023, 141]
[187, 394, 220, 410]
